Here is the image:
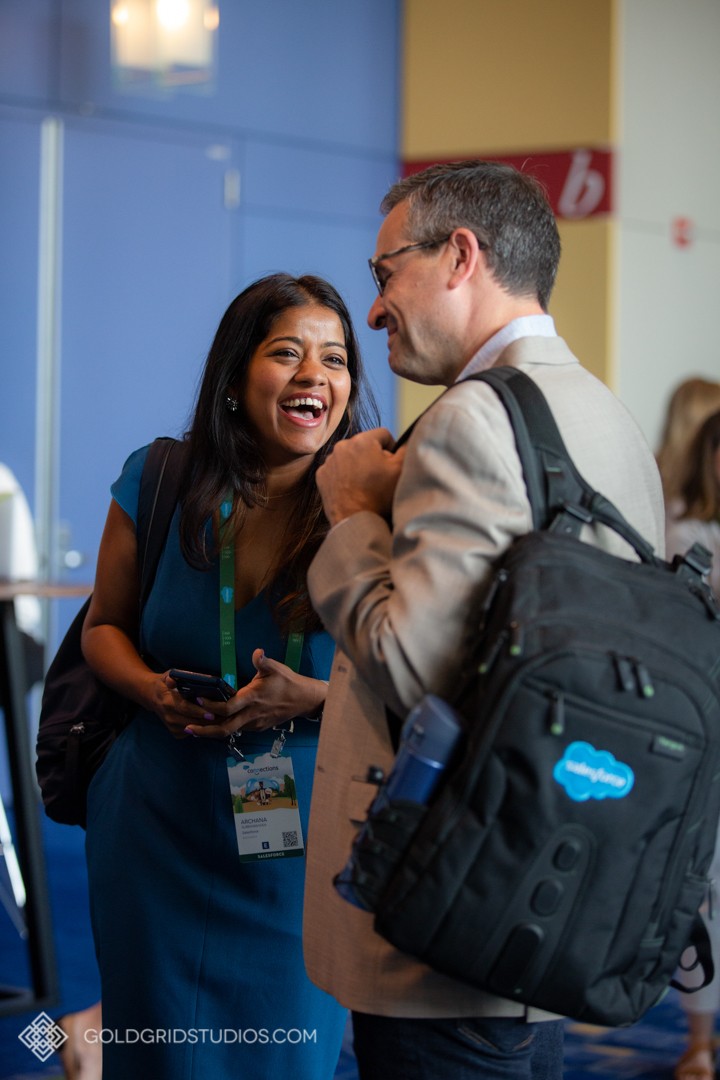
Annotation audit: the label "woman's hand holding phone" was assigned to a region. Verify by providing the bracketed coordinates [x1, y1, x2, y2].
[179, 649, 327, 740]
[141, 669, 234, 740]
[168, 669, 236, 703]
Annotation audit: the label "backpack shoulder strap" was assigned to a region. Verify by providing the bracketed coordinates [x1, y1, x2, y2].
[392, 369, 592, 528]
[393, 366, 595, 529]
[469, 368, 658, 563]
[469, 367, 589, 530]
[136, 438, 187, 609]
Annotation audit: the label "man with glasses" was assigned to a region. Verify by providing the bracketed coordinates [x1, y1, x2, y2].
[303, 160, 664, 1079]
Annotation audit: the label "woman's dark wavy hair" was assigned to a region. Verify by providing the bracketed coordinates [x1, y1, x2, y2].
[180, 272, 380, 632]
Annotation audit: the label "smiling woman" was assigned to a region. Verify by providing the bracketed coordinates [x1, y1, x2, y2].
[242, 303, 352, 470]
[78, 273, 379, 1080]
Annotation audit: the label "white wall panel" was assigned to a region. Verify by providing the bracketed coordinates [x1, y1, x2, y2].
[616, 225, 720, 447]
[617, 0, 720, 449]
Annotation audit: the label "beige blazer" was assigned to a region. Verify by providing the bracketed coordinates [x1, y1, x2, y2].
[304, 336, 665, 1020]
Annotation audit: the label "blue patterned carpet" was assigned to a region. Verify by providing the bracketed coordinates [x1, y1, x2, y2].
[0, 814, 702, 1078]
[562, 992, 693, 1078]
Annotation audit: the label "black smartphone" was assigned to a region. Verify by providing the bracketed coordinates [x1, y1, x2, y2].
[168, 669, 236, 702]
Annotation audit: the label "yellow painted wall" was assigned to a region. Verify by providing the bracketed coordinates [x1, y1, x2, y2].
[397, 0, 617, 429]
[403, 0, 615, 158]
[552, 217, 614, 384]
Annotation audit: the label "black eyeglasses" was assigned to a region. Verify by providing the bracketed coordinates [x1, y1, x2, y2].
[368, 235, 452, 296]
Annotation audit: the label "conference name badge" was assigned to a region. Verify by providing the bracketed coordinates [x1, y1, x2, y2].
[226, 751, 304, 862]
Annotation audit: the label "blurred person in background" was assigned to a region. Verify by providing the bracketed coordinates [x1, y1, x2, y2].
[667, 410, 720, 1080]
[656, 377, 720, 523]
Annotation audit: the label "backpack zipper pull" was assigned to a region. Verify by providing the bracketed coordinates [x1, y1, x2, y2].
[548, 691, 565, 736]
[635, 661, 655, 698]
[613, 654, 636, 693]
[508, 621, 524, 657]
[478, 568, 509, 630]
[478, 631, 508, 675]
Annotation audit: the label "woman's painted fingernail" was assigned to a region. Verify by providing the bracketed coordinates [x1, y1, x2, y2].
[184, 727, 198, 737]
[203, 712, 214, 721]
[197, 698, 205, 706]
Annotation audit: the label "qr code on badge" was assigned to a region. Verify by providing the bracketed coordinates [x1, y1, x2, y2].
[282, 830, 299, 848]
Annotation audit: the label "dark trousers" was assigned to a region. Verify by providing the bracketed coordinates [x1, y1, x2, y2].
[352, 1011, 564, 1080]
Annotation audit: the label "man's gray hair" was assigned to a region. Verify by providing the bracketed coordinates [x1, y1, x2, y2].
[381, 160, 561, 311]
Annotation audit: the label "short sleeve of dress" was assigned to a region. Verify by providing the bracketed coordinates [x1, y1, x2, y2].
[301, 631, 335, 683]
[110, 445, 151, 526]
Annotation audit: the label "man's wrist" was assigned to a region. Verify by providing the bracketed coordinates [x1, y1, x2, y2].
[326, 498, 382, 527]
[304, 680, 328, 720]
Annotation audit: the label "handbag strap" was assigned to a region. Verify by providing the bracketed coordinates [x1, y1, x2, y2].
[136, 438, 187, 610]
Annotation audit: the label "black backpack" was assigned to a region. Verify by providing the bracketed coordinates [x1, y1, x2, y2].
[35, 437, 185, 827]
[339, 368, 720, 1026]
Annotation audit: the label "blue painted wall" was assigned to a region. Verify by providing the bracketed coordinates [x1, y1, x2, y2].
[0, 0, 400, 797]
[0, 0, 399, 580]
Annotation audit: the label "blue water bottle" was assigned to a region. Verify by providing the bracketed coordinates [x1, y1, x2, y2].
[334, 695, 463, 909]
[379, 694, 464, 807]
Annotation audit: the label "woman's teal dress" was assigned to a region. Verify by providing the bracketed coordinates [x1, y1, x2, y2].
[85, 446, 347, 1080]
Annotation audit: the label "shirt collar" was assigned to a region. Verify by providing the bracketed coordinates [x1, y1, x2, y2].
[456, 314, 557, 382]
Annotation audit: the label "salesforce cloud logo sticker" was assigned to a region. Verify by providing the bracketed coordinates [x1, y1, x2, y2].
[553, 741, 634, 802]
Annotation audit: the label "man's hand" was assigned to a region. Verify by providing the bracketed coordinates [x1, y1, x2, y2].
[316, 428, 406, 526]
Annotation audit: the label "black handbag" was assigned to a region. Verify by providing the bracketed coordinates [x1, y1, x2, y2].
[35, 437, 185, 827]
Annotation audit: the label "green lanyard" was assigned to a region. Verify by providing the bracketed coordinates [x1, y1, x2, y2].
[218, 496, 304, 689]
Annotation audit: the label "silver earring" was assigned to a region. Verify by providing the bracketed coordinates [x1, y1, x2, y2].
[225, 395, 239, 413]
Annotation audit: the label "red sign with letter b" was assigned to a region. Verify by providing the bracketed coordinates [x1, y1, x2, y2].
[403, 148, 614, 221]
